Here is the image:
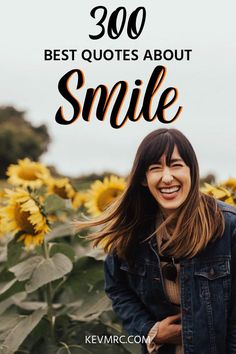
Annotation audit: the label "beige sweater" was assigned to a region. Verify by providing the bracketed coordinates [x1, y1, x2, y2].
[147, 235, 183, 353]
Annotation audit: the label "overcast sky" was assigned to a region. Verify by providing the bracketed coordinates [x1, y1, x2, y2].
[1, 0, 236, 181]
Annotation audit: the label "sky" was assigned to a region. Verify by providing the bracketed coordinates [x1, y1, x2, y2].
[1, 0, 236, 181]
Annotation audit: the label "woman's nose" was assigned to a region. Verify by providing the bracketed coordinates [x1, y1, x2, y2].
[162, 170, 174, 184]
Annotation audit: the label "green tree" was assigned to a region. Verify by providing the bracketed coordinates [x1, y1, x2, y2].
[0, 106, 50, 178]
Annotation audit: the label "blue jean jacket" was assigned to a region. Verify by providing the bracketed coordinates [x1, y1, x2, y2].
[104, 201, 236, 354]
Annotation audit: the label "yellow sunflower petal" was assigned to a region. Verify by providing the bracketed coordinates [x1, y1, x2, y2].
[7, 158, 50, 189]
[47, 178, 76, 200]
[221, 178, 236, 192]
[201, 183, 236, 206]
[1, 188, 50, 248]
[85, 175, 126, 216]
[72, 191, 89, 209]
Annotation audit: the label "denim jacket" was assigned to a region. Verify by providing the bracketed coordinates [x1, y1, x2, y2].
[104, 201, 236, 354]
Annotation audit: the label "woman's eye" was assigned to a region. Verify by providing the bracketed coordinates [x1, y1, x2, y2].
[172, 164, 183, 167]
[149, 166, 161, 171]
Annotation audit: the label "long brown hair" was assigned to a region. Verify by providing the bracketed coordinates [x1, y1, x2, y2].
[76, 128, 224, 260]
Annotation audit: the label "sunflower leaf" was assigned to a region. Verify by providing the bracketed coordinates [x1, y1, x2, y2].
[67, 295, 111, 322]
[7, 239, 24, 268]
[9, 256, 44, 281]
[46, 223, 73, 241]
[0, 292, 26, 315]
[44, 194, 67, 213]
[49, 243, 75, 262]
[25, 253, 73, 293]
[0, 313, 21, 334]
[0, 307, 47, 354]
[0, 279, 25, 302]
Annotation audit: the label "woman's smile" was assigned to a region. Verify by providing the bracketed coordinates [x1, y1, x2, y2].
[158, 185, 181, 200]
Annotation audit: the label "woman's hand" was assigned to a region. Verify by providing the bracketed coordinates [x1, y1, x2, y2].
[154, 313, 182, 345]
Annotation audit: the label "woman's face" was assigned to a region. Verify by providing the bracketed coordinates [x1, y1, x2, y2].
[145, 145, 191, 215]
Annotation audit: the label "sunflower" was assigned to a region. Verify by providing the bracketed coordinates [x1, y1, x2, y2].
[0, 190, 6, 206]
[2, 188, 50, 248]
[72, 191, 89, 209]
[0, 210, 5, 238]
[7, 158, 50, 189]
[85, 175, 126, 216]
[221, 178, 236, 192]
[201, 183, 235, 206]
[47, 178, 76, 200]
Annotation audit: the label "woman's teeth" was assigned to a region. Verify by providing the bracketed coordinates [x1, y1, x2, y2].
[159, 186, 180, 194]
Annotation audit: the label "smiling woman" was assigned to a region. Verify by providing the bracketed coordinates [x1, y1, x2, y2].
[76, 128, 236, 354]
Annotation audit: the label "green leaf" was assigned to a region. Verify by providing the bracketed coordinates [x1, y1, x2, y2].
[0, 279, 17, 296]
[13, 300, 47, 311]
[44, 194, 67, 213]
[56, 257, 104, 304]
[68, 295, 111, 322]
[56, 345, 92, 354]
[26, 253, 73, 293]
[35, 185, 48, 196]
[17, 317, 50, 353]
[9, 256, 44, 281]
[0, 293, 26, 315]
[7, 239, 24, 268]
[50, 243, 75, 262]
[0, 279, 25, 302]
[0, 307, 47, 354]
[46, 224, 73, 241]
[85, 247, 106, 261]
[0, 314, 21, 334]
[0, 244, 7, 264]
[0, 298, 13, 316]
[56, 256, 109, 322]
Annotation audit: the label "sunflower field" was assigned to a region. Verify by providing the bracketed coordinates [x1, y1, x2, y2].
[0, 159, 235, 354]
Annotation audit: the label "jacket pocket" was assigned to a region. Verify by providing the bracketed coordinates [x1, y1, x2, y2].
[120, 262, 146, 276]
[193, 259, 231, 352]
[194, 259, 231, 302]
[120, 261, 146, 295]
[194, 259, 230, 280]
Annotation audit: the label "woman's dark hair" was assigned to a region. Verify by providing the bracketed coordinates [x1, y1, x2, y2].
[76, 128, 224, 260]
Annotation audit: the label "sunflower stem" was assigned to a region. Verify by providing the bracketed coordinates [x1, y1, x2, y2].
[43, 240, 55, 340]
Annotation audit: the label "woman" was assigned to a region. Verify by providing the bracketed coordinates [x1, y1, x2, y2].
[77, 128, 236, 354]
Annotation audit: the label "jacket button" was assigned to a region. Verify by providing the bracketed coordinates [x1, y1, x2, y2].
[209, 267, 215, 276]
[154, 277, 160, 281]
[182, 308, 190, 314]
[187, 335, 193, 342]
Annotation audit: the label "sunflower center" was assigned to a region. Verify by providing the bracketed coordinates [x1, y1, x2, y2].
[14, 203, 36, 235]
[18, 167, 40, 181]
[97, 188, 121, 211]
[53, 186, 69, 199]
